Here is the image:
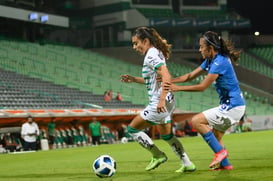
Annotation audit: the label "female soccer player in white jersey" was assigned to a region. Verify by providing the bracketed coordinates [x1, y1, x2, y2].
[120, 27, 196, 173]
[164, 31, 246, 171]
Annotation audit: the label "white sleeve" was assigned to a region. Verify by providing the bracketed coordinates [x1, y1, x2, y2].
[35, 123, 40, 135]
[21, 124, 26, 136]
[145, 49, 165, 70]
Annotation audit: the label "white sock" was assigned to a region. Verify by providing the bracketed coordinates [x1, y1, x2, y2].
[181, 152, 192, 167]
[130, 131, 163, 157]
[164, 136, 192, 166]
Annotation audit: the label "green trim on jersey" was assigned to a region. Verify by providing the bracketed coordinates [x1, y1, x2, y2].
[146, 119, 172, 125]
[155, 63, 164, 70]
[146, 120, 158, 125]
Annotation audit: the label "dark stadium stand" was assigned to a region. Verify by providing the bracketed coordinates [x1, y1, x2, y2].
[137, 8, 180, 18]
[0, 68, 144, 109]
[248, 46, 273, 66]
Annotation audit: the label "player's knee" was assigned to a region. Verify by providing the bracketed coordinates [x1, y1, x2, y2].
[191, 115, 203, 129]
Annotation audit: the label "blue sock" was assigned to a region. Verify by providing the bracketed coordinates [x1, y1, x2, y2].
[221, 158, 230, 166]
[221, 147, 231, 166]
[203, 131, 231, 166]
[202, 131, 223, 153]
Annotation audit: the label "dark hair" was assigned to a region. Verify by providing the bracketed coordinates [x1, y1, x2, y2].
[132, 27, 171, 59]
[203, 31, 241, 63]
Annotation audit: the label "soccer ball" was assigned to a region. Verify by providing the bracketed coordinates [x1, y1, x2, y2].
[121, 137, 128, 144]
[92, 155, 116, 178]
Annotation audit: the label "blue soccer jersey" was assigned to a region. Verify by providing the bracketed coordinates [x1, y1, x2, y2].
[200, 54, 245, 109]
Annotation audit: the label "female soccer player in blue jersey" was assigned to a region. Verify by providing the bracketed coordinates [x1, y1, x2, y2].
[120, 27, 195, 173]
[164, 31, 246, 170]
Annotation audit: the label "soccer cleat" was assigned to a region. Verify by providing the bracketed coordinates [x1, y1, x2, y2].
[210, 165, 233, 171]
[145, 153, 168, 171]
[185, 163, 197, 172]
[209, 149, 228, 169]
[175, 163, 196, 173]
[175, 165, 185, 173]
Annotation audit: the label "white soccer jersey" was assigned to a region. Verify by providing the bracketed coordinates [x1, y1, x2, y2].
[142, 47, 174, 111]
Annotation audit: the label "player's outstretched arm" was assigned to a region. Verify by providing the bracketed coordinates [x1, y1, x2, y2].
[120, 74, 144, 84]
[172, 67, 205, 83]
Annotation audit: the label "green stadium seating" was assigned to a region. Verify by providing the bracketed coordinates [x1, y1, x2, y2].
[0, 38, 271, 114]
[239, 52, 273, 78]
[249, 46, 273, 65]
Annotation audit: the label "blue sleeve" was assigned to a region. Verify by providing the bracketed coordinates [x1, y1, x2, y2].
[209, 59, 228, 75]
[200, 59, 208, 71]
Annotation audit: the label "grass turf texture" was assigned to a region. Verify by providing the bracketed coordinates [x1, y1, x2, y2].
[0, 130, 272, 181]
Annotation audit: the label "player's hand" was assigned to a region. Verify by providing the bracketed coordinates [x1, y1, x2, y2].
[27, 132, 36, 136]
[163, 82, 180, 92]
[156, 76, 162, 82]
[120, 74, 134, 83]
[157, 100, 166, 113]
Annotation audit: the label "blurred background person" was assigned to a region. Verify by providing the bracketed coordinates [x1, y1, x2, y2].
[88, 117, 102, 146]
[21, 116, 40, 151]
[116, 92, 123, 101]
[47, 117, 56, 149]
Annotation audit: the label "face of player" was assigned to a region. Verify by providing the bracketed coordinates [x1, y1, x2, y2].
[199, 37, 213, 60]
[132, 36, 149, 55]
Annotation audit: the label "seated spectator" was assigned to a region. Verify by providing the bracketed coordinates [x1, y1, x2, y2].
[1, 133, 22, 152]
[116, 92, 123, 101]
[108, 89, 113, 100]
[104, 91, 111, 101]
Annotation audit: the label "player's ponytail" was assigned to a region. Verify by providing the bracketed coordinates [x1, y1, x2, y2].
[149, 28, 171, 60]
[203, 31, 241, 63]
[132, 27, 171, 60]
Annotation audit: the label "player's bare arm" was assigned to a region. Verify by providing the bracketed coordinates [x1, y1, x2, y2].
[156, 65, 171, 113]
[172, 67, 205, 83]
[164, 73, 218, 92]
[120, 74, 145, 84]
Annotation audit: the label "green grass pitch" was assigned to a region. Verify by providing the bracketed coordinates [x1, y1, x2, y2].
[0, 130, 272, 181]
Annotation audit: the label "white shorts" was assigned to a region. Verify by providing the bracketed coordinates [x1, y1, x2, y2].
[202, 105, 246, 132]
[140, 100, 175, 125]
